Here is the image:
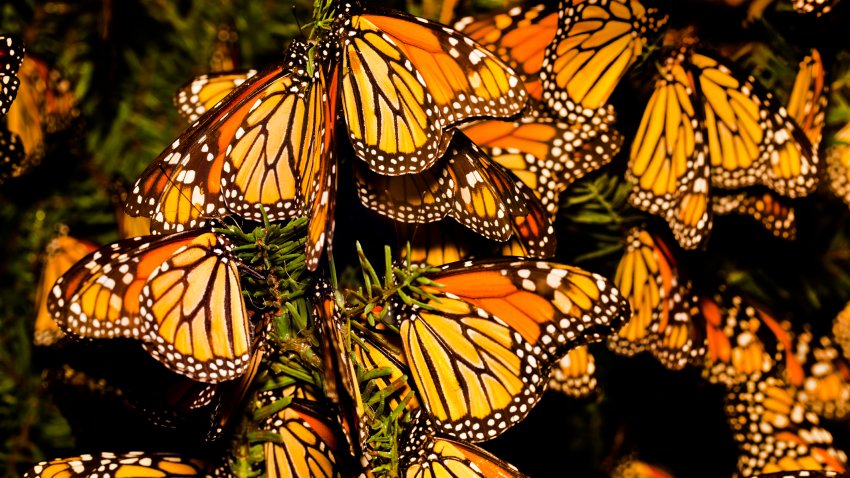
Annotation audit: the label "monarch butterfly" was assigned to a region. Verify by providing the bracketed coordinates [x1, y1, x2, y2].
[126, 39, 336, 271]
[0, 34, 24, 116]
[393, 175, 556, 266]
[333, 1, 528, 175]
[454, 4, 558, 102]
[7, 55, 77, 156]
[786, 49, 827, 151]
[628, 46, 818, 249]
[609, 228, 705, 370]
[724, 375, 848, 477]
[311, 280, 367, 467]
[33, 231, 98, 346]
[254, 370, 361, 478]
[703, 292, 802, 387]
[47, 228, 252, 383]
[260, 391, 343, 478]
[393, 258, 628, 441]
[22, 452, 214, 478]
[712, 189, 797, 240]
[174, 70, 258, 124]
[461, 115, 624, 215]
[547, 344, 598, 398]
[790, 326, 850, 421]
[540, 0, 668, 122]
[399, 410, 529, 478]
[354, 132, 532, 242]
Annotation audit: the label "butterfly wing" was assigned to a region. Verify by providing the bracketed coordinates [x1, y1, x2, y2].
[339, 3, 527, 175]
[791, 328, 850, 421]
[427, 258, 630, 353]
[826, 123, 850, 208]
[608, 228, 668, 356]
[262, 402, 341, 478]
[312, 281, 366, 464]
[174, 69, 258, 123]
[725, 375, 847, 477]
[454, 3, 558, 79]
[0, 127, 24, 182]
[712, 189, 796, 240]
[462, 115, 623, 215]
[650, 278, 705, 370]
[304, 61, 338, 270]
[398, 293, 549, 441]
[23, 452, 209, 478]
[48, 229, 252, 383]
[792, 0, 837, 15]
[127, 40, 322, 232]
[786, 49, 827, 149]
[399, 411, 529, 478]
[627, 49, 712, 249]
[540, 0, 668, 121]
[0, 34, 24, 116]
[703, 293, 800, 387]
[689, 50, 818, 198]
[355, 132, 528, 242]
[547, 345, 598, 398]
[34, 234, 98, 346]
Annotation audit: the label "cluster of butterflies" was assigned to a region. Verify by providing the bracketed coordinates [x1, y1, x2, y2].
[576, 225, 850, 477]
[10, 0, 850, 476]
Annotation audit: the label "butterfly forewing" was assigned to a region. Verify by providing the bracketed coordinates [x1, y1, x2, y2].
[426, 259, 631, 352]
[454, 4, 558, 79]
[540, 0, 668, 122]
